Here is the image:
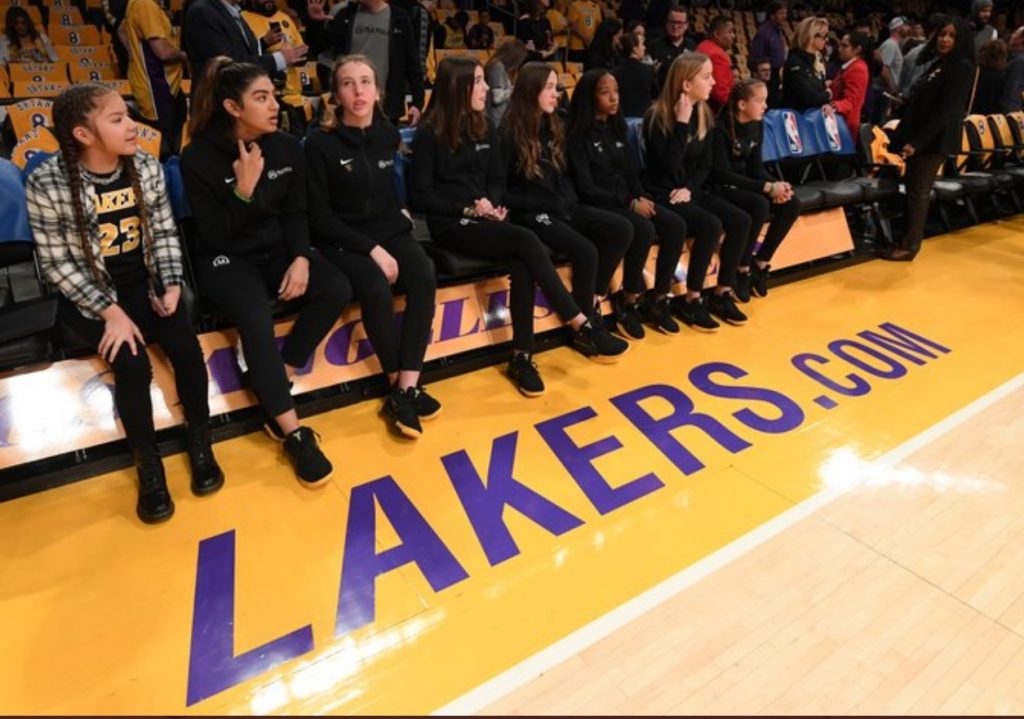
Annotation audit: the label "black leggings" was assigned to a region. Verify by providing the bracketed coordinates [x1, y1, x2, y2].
[511, 205, 633, 310]
[714, 186, 801, 267]
[434, 220, 582, 353]
[605, 205, 687, 295]
[196, 251, 351, 418]
[657, 191, 750, 291]
[58, 282, 209, 451]
[322, 234, 437, 375]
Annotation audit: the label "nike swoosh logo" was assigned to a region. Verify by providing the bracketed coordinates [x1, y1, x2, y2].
[340, 158, 353, 166]
[224, 177, 235, 184]
[593, 142, 602, 148]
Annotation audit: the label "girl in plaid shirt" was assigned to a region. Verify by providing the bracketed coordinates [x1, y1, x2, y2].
[25, 83, 223, 525]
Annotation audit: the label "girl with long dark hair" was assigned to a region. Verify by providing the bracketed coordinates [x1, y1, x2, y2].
[410, 57, 619, 396]
[501, 61, 631, 361]
[568, 68, 686, 337]
[26, 84, 222, 524]
[712, 78, 800, 301]
[306, 55, 439, 439]
[1, 6, 57, 63]
[181, 58, 349, 485]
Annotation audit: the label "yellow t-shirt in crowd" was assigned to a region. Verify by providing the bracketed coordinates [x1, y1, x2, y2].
[124, 0, 182, 121]
[567, 0, 601, 51]
[242, 9, 306, 107]
[546, 8, 569, 48]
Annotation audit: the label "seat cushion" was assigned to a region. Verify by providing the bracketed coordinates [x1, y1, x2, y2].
[422, 241, 508, 281]
[932, 180, 965, 201]
[790, 185, 825, 212]
[802, 180, 865, 208]
[851, 176, 899, 202]
[956, 172, 997, 194]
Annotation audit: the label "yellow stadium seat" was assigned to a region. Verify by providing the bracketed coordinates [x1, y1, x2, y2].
[69, 63, 118, 82]
[564, 61, 583, 78]
[7, 98, 53, 141]
[12, 80, 70, 98]
[0, 4, 43, 25]
[98, 79, 131, 95]
[48, 25, 103, 46]
[135, 123, 162, 157]
[53, 44, 115, 63]
[49, 7, 84, 26]
[964, 113, 997, 170]
[9, 62, 69, 84]
[11, 125, 60, 170]
[0, 64, 9, 95]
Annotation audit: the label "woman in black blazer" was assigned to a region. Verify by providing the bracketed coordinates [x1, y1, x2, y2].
[880, 18, 976, 261]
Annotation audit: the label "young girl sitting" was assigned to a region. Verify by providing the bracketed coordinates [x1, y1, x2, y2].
[26, 84, 222, 524]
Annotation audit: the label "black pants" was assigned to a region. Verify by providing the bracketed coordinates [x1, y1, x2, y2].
[715, 186, 801, 267]
[901, 152, 946, 252]
[58, 282, 209, 451]
[196, 251, 351, 418]
[322, 234, 437, 374]
[511, 205, 633, 311]
[150, 90, 186, 160]
[605, 205, 687, 295]
[434, 220, 583, 353]
[658, 191, 749, 291]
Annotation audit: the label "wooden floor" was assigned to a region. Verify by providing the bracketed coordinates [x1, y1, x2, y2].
[482, 383, 1024, 715]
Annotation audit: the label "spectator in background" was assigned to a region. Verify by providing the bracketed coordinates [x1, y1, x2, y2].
[749, 1, 788, 86]
[516, 0, 557, 60]
[567, 0, 602, 63]
[870, 16, 907, 124]
[823, 33, 841, 78]
[409, 0, 438, 80]
[485, 37, 528, 126]
[971, 0, 997, 56]
[0, 6, 58, 63]
[696, 16, 735, 111]
[625, 20, 653, 64]
[614, 32, 658, 116]
[901, 13, 948, 96]
[649, 5, 695, 87]
[829, 31, 869, 135]
[584, 18, 622, 71]
[1000, 26, 1024, 112]
[438, 10, 468, 48]
[306, 0, 425, 125]
[781, 16, 832, 111]
[124, 0, 188, 157]
[973, 38, 1008, 114]
[466, 9, 495, 49]
[242, 0, 312, 134]
[185, 0, 307, 89]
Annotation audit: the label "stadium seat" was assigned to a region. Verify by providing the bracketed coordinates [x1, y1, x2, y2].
[53, 44, 114, 64]
[135, 123, 162, 157]
[11, 126, 59, 171]
[8, 62, 69, 84]
[49, 7, 84, 26]
[12, 80, 71, 98]
[69, 63, 119, 82]
[48, 24, 103, 46]
[7, 98, 53, 142]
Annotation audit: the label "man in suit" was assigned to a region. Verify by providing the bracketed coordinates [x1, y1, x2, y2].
[183, 0, 308, 87]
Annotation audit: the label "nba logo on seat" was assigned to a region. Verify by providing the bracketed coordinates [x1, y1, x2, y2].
[824, 112, 841, 151]
[783, 112, 802, 154]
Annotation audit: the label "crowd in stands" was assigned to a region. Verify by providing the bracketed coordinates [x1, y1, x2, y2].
[2, 0, 1023, 522]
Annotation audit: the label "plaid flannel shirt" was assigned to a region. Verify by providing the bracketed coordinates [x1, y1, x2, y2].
[25, 150, 185, 320]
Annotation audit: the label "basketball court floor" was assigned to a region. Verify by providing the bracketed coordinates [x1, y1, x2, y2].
[1, 216, 1022, 714]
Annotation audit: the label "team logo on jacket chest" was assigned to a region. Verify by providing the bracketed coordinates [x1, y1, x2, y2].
[267, 166, 293, 180]
[378, 158, 394, 170]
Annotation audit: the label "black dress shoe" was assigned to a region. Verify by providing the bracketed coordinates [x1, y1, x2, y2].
[186, 420, 224, 496]
[875, 247, 918, 262]
[135, 446, 175, 524]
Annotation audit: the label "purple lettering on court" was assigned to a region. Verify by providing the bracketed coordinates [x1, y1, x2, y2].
[532, 287, 555, 319]
[792, 352, 870, 396]
[437, 296, 481, 342]
[323, 319, 376, 366]
[483, 288, 512, 330]
[206, 348, 244, 396]
[442, 432, 584, 566]
[609, 384, 751, 476]
[828, 340, 906, 380]
[859, 323, 951, 364]
[185, 531, 314, 706]
[688, 362, 805, 434]
[336, 476, 469, 635]
[535, 406, 664, 515]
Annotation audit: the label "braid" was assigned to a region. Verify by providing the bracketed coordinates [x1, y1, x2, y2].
[123, 155, 157, 279]
[55, 117, 103, 283]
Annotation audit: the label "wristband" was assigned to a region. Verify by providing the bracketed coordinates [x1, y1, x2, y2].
[233, 187, 253, 203]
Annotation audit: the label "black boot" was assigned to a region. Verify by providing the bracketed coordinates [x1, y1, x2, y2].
[186, 420, 224, 496]
[135, 446, 174, 524]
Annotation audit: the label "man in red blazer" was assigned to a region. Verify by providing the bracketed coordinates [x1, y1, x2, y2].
[696, 15, 735, 111]
[829, 31, 870, 136]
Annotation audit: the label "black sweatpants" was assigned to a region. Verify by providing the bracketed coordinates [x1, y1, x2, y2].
[434, 219, 583, 353]
[714, 187, 801, 267]
[511, 205, 633, 311]
[658, 191, 750, 292]
[321, 234, 437, 375]
[605, 205, 687, 295]
[901, 152, 946, 252]
[196, 251, 351, 418]
[58, 282, 209, 451]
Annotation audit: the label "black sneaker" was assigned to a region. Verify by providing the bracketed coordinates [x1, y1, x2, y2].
[263, 413, 288, 442]
[414, 385, 442, 421]
[185, 420, 224, 496]
[507, 352, 545, 397]
[572, 320, 629, 363]
[671, 296, 720, 333]
[638, 294, 680, 335]
[611, 291, 646, 341]
[383, 387, 423, 438]
[707, 291, 749, 326]
[751, 263, 770, 298]
[734, 272, 752, 303]
[283, 426, 333, 487]
[135, 446, 174, 524]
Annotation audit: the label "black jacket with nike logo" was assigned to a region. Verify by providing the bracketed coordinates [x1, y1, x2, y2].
[305, 114, 414, 255]
[566, 119, 647, 211]
[180, 127, 310, 261]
